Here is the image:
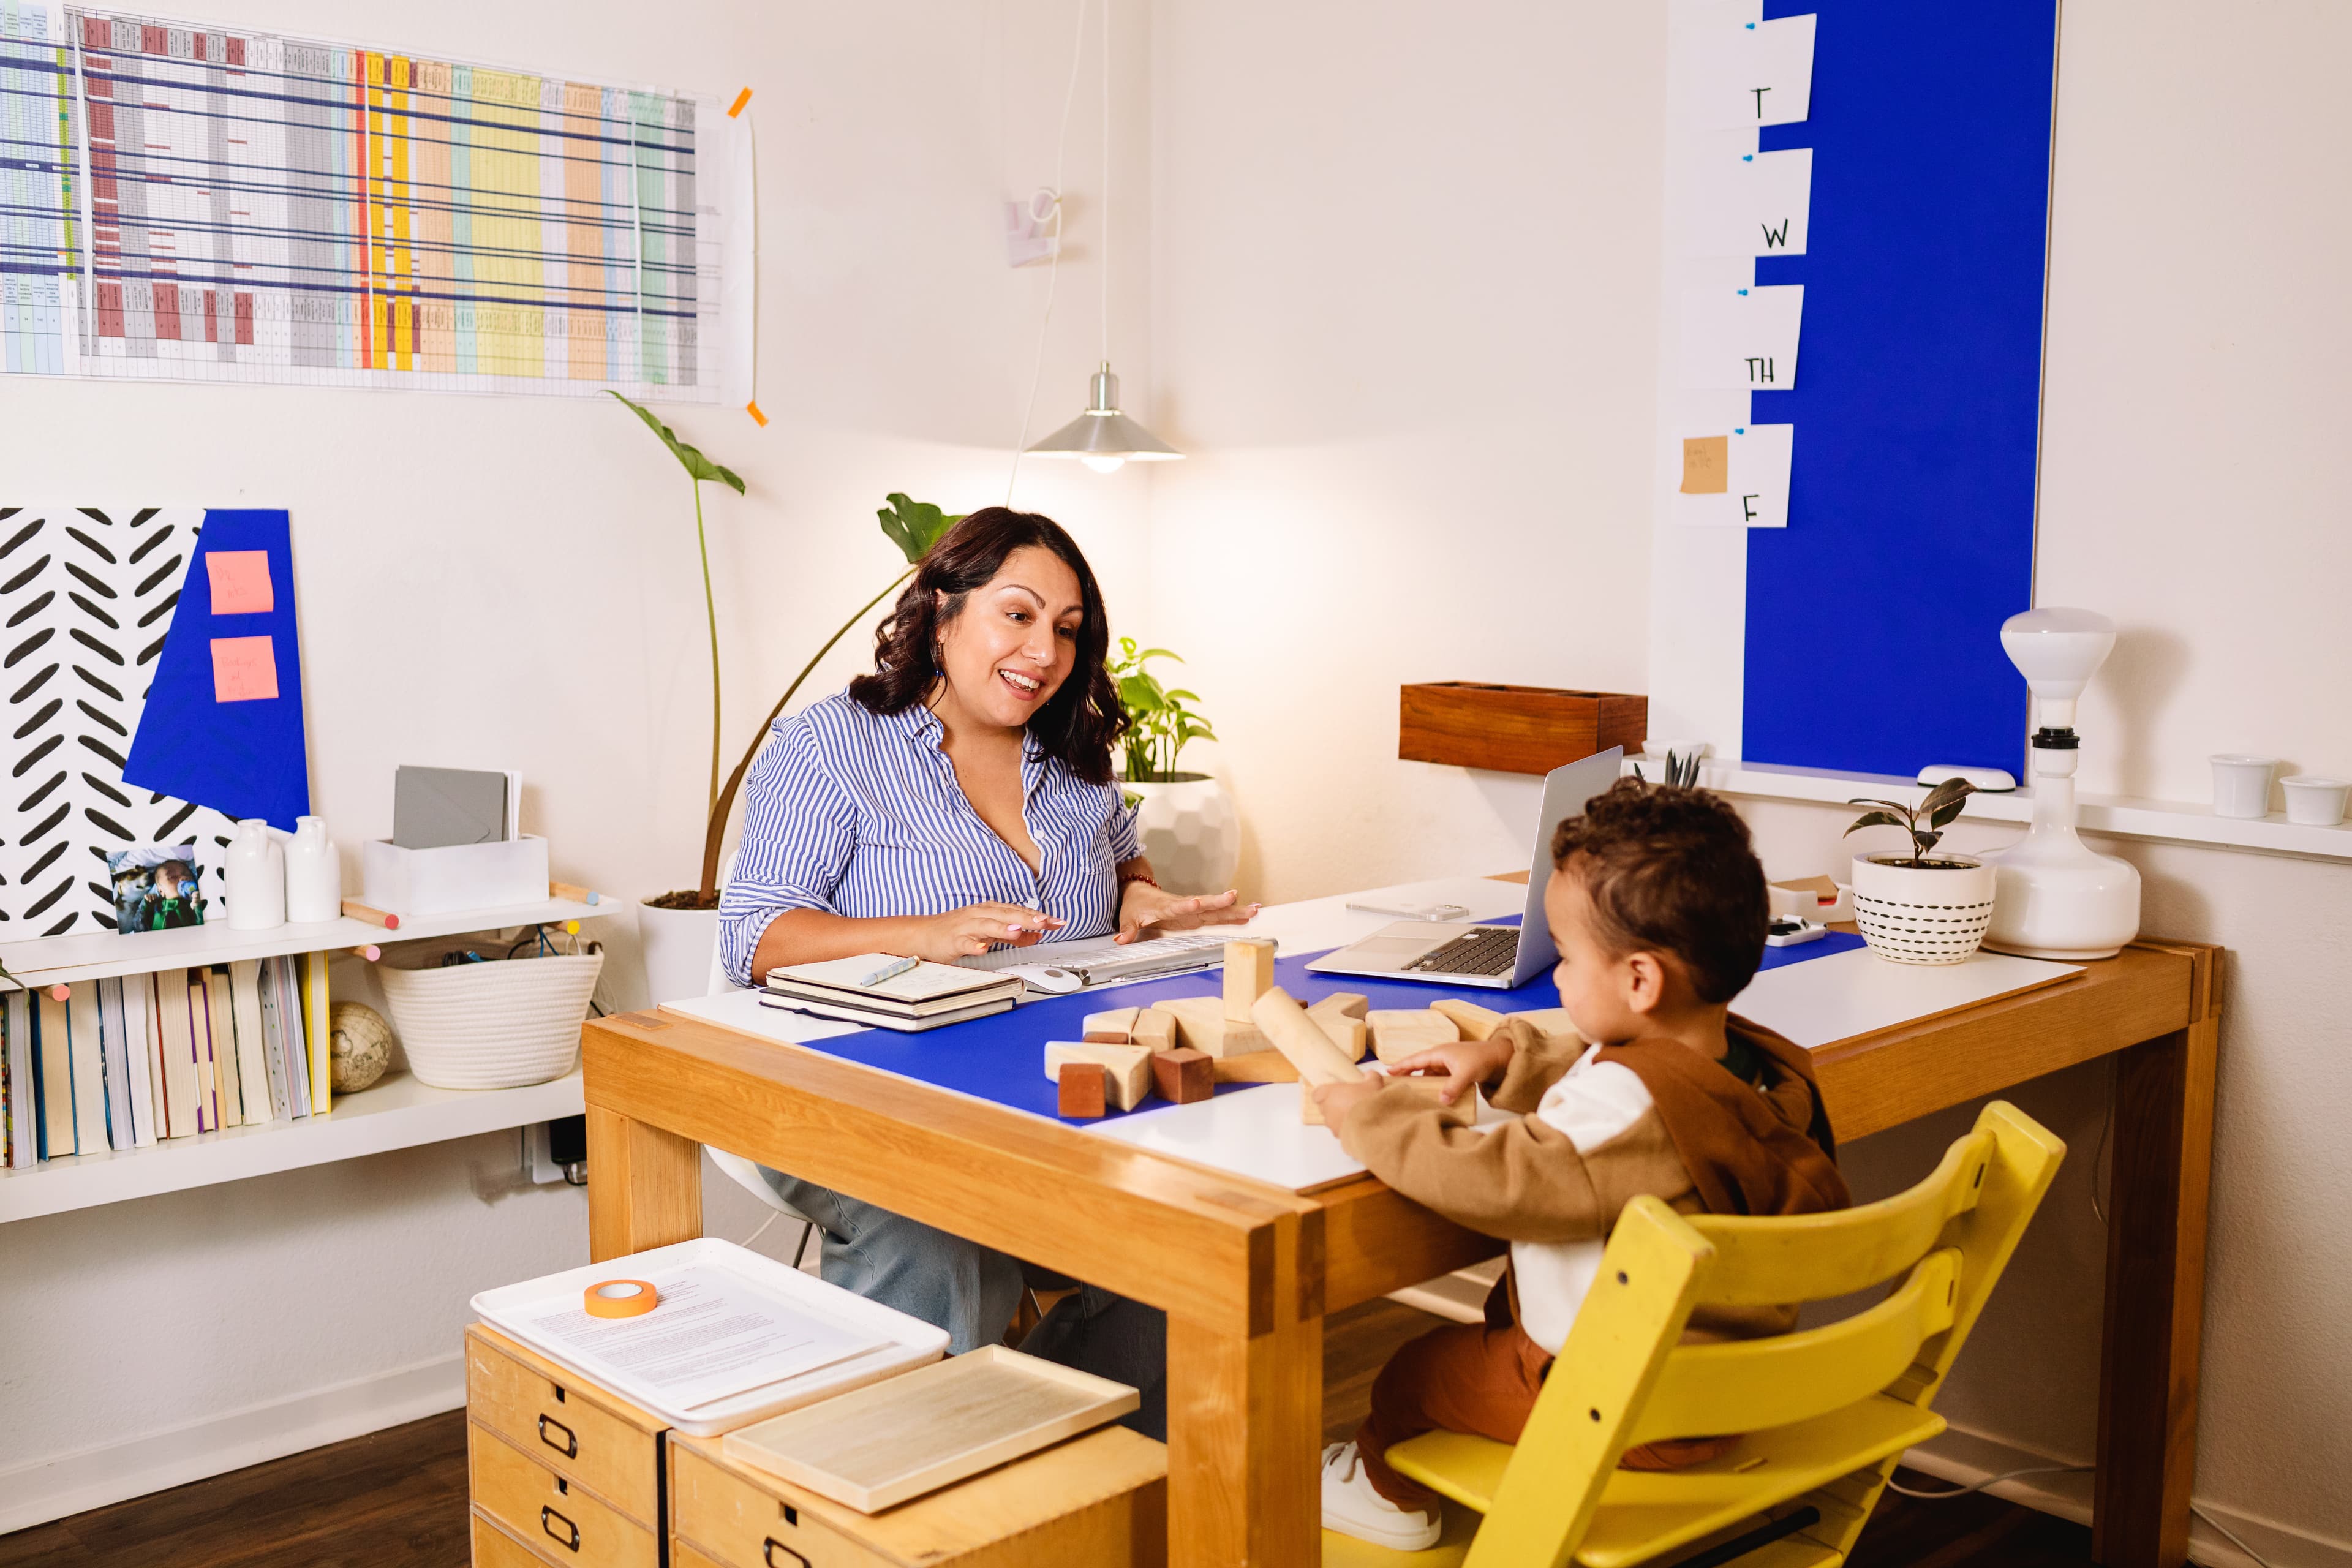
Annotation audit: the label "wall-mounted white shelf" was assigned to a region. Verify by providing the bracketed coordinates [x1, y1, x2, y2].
[0, 894, 619, 990]
[0, 1067, 584, 1224]
[1627, 758, 2352, 864]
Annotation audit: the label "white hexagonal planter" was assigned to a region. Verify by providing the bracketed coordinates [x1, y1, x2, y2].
[1124, 773, 1241, 895]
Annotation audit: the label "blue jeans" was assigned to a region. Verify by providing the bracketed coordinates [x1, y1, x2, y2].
[760, 1168, 1167, 1438]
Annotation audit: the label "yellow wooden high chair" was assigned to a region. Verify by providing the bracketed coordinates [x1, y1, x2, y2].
[1330, 1099, 2064, 1568]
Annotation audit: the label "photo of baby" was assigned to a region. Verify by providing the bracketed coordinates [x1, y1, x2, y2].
[107, 846, 209, 934]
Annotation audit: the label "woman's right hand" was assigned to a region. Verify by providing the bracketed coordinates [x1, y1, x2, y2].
[911, 902, 1066, 961]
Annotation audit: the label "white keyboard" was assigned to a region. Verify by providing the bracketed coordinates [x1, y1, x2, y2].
[954, 929, 1244, 986]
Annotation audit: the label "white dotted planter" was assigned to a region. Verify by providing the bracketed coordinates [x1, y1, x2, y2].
[1851, 853, 1996, 965]
[1125, 773, 1241, 895]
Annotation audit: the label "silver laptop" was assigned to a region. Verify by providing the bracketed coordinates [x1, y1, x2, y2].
[1306, 750, 1622, 989]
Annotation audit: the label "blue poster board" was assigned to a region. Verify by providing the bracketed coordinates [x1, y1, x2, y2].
[1741, 2, 2057, 778]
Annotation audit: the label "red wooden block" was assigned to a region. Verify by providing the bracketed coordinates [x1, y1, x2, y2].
[1151, 1047, 1214, 1105]
[1057, 1061, 1109, 1118]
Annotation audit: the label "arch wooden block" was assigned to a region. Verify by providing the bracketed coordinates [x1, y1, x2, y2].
[1368, 1009, 1460, 1065]
[1431, 999, 1507, 1041]
[1307, 993, 1371, 1061]
[1152, 995, 1267, 1058]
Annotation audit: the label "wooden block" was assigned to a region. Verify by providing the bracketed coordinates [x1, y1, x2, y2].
[1152, 995, 1268, 1058]
[1308, 992, 1370, 1021]
[1302, 1072, 1476, 1128]
[1223, 938, 1278, 1022]
[1151, 1047, 1215, 1104]
[1313, 1012, 1368, 1061]
[1431, 999, 1507, 1041]
[1368, 1009, 1460, 1065]
[1506, 1007, 1582, 1045]
[1057, 1061, 1108, 1118]
[1213, 1050, 1299, 1084]
[1044, 1042, 1152, 1111]
[1126, 1009, 1178, 1054]
[1081, 1006, 1140, 1044]
[1249, 987, 1368, 1088]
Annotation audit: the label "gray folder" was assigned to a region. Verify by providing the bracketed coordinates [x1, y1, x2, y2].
[392, 766, 511, 850]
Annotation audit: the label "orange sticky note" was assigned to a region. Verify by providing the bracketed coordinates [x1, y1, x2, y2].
[1680, 435, 1728, 495]
[210, 636, 279, 703]
[206, 550, 273, 614]
[728, 86, 752, 117]
[745, 399, 769, 426]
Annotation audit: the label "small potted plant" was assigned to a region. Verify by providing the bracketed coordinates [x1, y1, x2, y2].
[1110, 639, 1238, 894]
[1845, 777, 1994, 965]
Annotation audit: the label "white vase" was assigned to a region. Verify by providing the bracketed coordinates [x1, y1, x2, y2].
[1125, 773, 1241, 895]
[285, 815, 343, 924]
[1980, 758, 2140, 960]
[640, 901, 723, 1005]
[1850, 852, 1996, 965]
[225, 818, 287, 931]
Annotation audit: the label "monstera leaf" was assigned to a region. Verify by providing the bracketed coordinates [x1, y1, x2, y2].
[608, 391, 745, 494]
[877, 493, 962, 564]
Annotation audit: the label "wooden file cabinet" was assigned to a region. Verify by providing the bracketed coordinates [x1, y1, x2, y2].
[467, 1324, 665, 1568]
[668, 1428, 1169, 1568]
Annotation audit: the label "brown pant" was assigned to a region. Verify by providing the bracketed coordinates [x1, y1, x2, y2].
[1356, 1313, 1740, 1510]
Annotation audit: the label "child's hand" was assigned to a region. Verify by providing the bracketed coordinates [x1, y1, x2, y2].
[1385, 1035, 1517, 1106]
[1313, 1077, 1382, 1133]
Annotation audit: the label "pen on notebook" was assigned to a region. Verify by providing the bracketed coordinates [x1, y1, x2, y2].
[859, 955, 921, 987]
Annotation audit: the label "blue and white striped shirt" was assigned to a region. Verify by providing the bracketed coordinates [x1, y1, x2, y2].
[717, 691, 1142, 986]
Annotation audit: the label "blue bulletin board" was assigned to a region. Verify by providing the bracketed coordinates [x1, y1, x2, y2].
[1740, 2, 2056, 778]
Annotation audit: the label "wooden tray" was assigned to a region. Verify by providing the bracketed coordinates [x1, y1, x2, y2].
[717, 1346, 1140, 1513]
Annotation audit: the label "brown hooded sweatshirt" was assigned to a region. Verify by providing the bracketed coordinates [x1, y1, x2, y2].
[1338, 1013, 1849, 1352]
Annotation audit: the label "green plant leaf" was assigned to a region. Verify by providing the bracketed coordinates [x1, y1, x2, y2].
[1117, 673, 1169, 714]
[1846, 797, 1914, 816]
[1163, 688, 1201, 703]
[1915, 829, 1944, 856]
[875, 493, 965, 565]
[1844, 811, 1910, 837]
[608, 390, 746, 493]
[1131, 647, 1182, 666]
[1919, 776, 1974, 821]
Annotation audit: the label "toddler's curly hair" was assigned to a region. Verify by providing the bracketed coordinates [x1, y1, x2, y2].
[1549, 778, 1768, 1003]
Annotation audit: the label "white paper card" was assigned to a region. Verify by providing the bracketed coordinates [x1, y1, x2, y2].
[1682, 142, 1812, 257]
[1672, 423, 1796, 528]
[1689, 13, 1817, 129]
[524, 1265, 888, 1411]
[1678, 284, 1804, 390]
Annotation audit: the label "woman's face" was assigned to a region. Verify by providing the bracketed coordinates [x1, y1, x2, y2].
[935, 545, 1086, 730]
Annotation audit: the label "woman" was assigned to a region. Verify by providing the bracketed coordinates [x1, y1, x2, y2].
[718, 507, 1255, 1366]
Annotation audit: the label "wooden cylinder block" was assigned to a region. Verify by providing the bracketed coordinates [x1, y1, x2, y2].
[1249, 987, 1367, 1088]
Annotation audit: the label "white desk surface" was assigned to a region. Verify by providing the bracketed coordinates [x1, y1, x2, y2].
[663, 876, 2080, 1196]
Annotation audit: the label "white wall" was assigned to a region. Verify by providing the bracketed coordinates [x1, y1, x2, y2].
[0, 0, 1159, 1519]
[1148, 2, 2351, 1564]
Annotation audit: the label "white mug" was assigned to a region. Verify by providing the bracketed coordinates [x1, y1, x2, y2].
[2209, 755, 2277, 820]
[2280, 775, 2350, 827]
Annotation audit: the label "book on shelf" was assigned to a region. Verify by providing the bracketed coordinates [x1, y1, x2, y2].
[7, 992, 32, 1167]
[156, 968, 200, 1139]
[97, 976, 134, 1152]
[121, 974, 159, 1148]
[227, 960, 276, 1124]
[303, 951, 331, 1115]
[255, 959, 294, 1122]
[208, 967, 246, 1129]
[66, 984, 105, 1156]
[37, 991, 74, 1158]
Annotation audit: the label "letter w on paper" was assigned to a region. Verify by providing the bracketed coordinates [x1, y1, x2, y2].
[1678, 140, 1813, 258]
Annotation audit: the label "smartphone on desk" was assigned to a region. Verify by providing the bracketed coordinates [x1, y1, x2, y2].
[1346, 899, 1472, 923]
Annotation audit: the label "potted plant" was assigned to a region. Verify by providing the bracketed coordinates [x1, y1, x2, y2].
[1111, 638, 1238, 894]
[1844, 777, 1994, 965]
[612, 392, 961, 1000]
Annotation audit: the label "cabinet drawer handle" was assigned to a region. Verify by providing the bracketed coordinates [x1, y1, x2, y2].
[764, 1540, 809, 1568]
[537, 1413, 579, 1459]
[541, 1506, 581, 1553]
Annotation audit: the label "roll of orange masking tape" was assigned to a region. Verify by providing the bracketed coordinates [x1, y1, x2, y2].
[583, 1279, 658, 1318]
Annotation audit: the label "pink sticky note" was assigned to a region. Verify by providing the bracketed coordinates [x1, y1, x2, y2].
[206, 549, 273, 615]
[210, 635, 279, 703]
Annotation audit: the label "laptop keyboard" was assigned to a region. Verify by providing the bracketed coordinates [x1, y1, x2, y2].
[1407, 925, 1520, 976]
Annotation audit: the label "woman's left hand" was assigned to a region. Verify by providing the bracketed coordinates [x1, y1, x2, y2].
[1115, 880, 1261, 944]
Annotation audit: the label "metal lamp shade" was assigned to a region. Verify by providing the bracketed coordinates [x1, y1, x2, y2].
[1025, 363, 1183, 463]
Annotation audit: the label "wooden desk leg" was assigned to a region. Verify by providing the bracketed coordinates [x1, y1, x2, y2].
[1166, 1217, 1324, 1567]
[586, 1104, 703, 1262]
[2094, 1012, 2220, 1568]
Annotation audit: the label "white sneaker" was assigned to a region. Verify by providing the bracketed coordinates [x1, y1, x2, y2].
[1321, 1441, 1441, 1551]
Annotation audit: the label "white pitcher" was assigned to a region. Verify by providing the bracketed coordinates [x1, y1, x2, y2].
[225, 818, 287, 930]
[285, 815, 342, 924]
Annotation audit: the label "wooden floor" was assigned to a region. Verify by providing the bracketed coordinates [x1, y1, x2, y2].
[2, 1300, 2095, 1568]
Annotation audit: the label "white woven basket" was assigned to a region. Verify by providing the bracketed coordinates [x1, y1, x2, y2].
[376, 951, 603, 1090]
[1851, 853, 1996, 966]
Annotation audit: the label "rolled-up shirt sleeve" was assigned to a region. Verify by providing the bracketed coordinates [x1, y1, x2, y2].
[717, 719, 857, 986]
[1107, 786, 1141, 863]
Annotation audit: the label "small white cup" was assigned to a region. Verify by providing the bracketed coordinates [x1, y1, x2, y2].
[2209, 755, 2278, 820]
[2280, 775, 2350, 827]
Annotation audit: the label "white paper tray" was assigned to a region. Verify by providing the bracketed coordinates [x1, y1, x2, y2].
[470, 1237, 949, 1436]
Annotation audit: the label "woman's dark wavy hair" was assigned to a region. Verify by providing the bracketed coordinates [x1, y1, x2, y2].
[848, 507, 1128, 785]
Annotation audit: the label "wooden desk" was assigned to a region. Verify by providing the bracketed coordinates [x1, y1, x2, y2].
[582, 924, 2220, 1568]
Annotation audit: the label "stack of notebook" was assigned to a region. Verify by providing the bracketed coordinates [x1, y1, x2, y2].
[760, 955, 1025, 1033]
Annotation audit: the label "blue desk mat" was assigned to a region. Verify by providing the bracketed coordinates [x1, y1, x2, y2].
[791, 925, 1864, 1126]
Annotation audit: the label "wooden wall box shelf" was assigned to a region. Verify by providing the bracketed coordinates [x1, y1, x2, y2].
[671, 1423, 1168, 1568]
[1398, 682, 1648, 775]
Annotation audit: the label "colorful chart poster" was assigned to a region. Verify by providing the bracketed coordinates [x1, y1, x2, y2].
[0, 2, 747, 399]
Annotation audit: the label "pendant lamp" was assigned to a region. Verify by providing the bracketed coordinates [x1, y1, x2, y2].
[1025, 0, 1180, 476]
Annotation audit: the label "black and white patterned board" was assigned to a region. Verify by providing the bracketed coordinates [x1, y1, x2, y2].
[0, 506, 238, 935]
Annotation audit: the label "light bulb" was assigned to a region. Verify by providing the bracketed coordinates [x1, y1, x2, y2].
[1080, 454, 1126, 475]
